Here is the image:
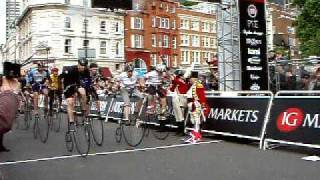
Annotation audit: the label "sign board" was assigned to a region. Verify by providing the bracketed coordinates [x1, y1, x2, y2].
[204, 96, 270, 138]
[266, 97, 320, 146]
[239, 0, 268, 90]
[78, 48, 96, 59]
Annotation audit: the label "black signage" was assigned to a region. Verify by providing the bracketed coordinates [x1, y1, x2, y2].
[204, 96, 269, 138]
[92, 0, 132, 10]
[239, 0, 268, 90]
[266, 98, 320, 145]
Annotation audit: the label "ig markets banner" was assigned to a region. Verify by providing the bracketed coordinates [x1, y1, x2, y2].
[239, 0, 268, 90]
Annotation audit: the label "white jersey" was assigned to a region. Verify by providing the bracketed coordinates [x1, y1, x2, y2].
[145, 70, 161, 85]
[116, 72, 138, 89]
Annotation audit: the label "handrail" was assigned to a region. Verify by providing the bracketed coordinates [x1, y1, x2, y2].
[275, 90, 320, 96]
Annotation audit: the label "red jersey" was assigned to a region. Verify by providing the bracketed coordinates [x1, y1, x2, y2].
[169, 76, 189, 94]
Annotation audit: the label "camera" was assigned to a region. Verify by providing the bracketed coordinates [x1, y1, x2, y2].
[3, 62, 21, 78]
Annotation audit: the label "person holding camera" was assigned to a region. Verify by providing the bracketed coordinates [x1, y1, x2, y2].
[0, 62, 21, 152]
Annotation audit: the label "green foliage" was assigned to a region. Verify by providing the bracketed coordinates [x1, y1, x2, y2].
[294, 0, 320, 57]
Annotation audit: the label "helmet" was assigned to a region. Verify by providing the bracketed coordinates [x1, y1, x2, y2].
[51, 67, 59, 72]
[156, 64, 166, 72]
[126, 65, 134, 72]
[78, 58, 88, 66]
[89, 63, 98, 69]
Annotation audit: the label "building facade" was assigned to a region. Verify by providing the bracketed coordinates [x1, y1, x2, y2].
[6, 0, 22, 40]
[177, 7, 217, 68]
[125, 0, 217, 69]
[125, 0, 179, 69]
[267, 2, 300, 59]
[14, 3, 125, 72]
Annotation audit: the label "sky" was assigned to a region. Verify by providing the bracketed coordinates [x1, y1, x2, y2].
[0, 0, 6, 45]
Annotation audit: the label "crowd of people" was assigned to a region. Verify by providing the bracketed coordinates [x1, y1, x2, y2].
[0, 58, 218, 151]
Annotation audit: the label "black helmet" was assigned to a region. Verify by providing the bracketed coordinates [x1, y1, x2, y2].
[89, 63, 98, 68]
[78, 58, 88, 66]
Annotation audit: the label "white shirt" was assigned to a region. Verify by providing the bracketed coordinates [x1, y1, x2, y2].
[145, 70, 161, 85]
[116, 72, 138, 89]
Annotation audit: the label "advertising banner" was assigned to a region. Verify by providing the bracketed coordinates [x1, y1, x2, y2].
[204, 96, 270, 138]
[239, 0, 268, 90]
[266, 97, 320, 145]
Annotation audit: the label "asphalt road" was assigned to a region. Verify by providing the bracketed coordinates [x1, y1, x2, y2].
[0, 114, 320, 180]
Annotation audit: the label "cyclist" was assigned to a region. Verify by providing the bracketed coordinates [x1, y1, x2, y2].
[48, 67, 62, 116]
[88, 63, 102, 116]
[28, 63, 50, 115]
[115, 65, 144, 121]
[60, 58, 91, 127]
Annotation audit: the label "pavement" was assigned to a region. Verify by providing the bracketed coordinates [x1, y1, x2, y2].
[0, 114, 320, 180]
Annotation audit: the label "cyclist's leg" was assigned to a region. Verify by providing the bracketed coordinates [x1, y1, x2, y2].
[48, 89, 54, 114]
[42, 87, 49, 112]
[77, 87, 88, 116]
[64, 86, 76, 124]
[120, 88, 130, 120]
[32, 83, 40, 114]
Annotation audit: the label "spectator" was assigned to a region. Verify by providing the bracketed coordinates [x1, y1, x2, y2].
[0, 74, 20, 152]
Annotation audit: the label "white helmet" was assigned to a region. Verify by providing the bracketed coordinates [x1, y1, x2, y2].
[156, 64, 166, 72]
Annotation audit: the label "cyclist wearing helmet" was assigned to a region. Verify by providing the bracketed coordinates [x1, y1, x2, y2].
[27, 63, 50, 115]
[115, 64, 143, 121]
[60, 58, 91, 127]
[89, 63, 102, 115]
[48, 67, 62, 116]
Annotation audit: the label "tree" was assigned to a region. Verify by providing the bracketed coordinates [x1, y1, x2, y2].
[293, 0, 320, 57]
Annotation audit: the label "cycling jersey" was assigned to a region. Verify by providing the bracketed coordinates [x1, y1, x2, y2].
[117, 72, 138, 90]
[50, 74, 60, 90]
[145, 70, 161, 85]
[61, 66, 91, 88]
[28, 69, 49, 84]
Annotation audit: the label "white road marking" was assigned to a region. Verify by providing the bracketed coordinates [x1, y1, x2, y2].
[0, 140, 221, 166]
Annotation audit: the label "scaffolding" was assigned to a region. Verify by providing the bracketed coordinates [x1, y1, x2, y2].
[217, 0, 241, 91]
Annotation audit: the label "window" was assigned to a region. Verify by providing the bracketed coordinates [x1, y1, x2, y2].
[202, 37, 210, 47]
[202, 22, 210, 32]
[163, 34, 169, 48]
[115, 42, 120, 55]
[180, 19, 189, 29]
[210, 38, 216, 48]
[152, 34, 157, 47]
[194, 52, 200, 64]
[83, 40, 89, 48]
[131, 34, 144, 48]
[172, 36, 177, 49]
[131, 17, 143, 29]
[191, 35, 200, 47]
[172, 20, 176, 29]
[64, 39, 72, 53]
[151, 54, 157, 67]
[100, 41, 106, 54]
[65, 0, 70, 4]
[181, 51, 189, 63]
[191, 21, 199, 31]
[116, 64, 120, 70]
[210, 23, 216, 33]
[65, 17, 71, 28]
[100, 21, 106, 32]
[202, 52, 210, 62]
[180, 34, 189, 46]
[115, 22, 119, 32]
[160, 18, 169, 29]
[152, 16, 156, 27]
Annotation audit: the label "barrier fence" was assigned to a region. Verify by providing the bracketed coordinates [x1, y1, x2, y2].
[61, 90, 320, 151]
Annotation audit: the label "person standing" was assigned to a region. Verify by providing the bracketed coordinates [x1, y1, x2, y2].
[0, 62, 21, 152]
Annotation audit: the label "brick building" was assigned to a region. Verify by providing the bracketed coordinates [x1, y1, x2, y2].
[125, 0, 179, 69]
[177, 7, 217, 68]
[267, 2, 300, 59]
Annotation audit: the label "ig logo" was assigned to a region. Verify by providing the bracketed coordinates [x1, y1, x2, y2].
[247, 4, 258, 18]
[276, 108, 304, 133]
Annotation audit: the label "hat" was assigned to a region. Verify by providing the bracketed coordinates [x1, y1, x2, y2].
[3, 62, 21, 78]
[51, 67, 59, 72]
[191, 71, 198, 78]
